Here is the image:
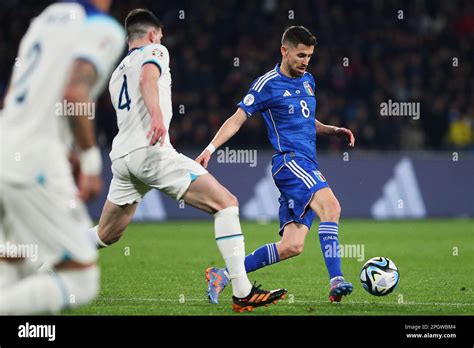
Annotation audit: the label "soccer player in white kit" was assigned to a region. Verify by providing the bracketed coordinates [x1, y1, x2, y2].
[0, 0, 125, 314]
[88, 9, 287, 312]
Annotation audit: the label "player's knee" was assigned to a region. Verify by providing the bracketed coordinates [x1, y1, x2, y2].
[284, 241, 304, 257]
[226, 193, 239, 207]
[215, 192, 239, 211]
[321, 200, 341, 222]
[330, 201, 341, 220]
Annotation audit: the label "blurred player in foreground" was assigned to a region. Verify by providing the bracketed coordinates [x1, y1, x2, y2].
[86, 9, 287, 312]
[197, 26, 356, 304]
[0, 0, 125, 314]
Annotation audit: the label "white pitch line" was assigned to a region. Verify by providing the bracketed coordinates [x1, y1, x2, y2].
[96, 297, 474, 307]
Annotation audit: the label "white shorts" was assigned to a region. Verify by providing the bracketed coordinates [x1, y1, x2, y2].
[0, 178, 96, 266]
[107, 146, 208, 205]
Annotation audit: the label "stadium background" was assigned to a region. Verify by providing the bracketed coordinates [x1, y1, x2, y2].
[1, 0, 473, 220]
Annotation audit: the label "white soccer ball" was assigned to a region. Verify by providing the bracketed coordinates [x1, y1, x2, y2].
[360, 257, 399, 296]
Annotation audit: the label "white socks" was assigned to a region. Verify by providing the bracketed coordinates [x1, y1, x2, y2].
[87, 225, 108, 248]
[214, 206, 252, 298]
[0, 265, 99, 315]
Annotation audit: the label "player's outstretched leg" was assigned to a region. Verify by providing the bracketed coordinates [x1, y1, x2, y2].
[206, 222, 308, 304]
[88, 200, 139, 248]
[183, 173, 287, 312]
[310, 187, 352, 302]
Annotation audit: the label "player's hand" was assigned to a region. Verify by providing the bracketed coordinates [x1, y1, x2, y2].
[195, 149, 212, 168]
[335, 127, 355, 147]
[147, 116, 166, 146]
[78, 173, 102, 202]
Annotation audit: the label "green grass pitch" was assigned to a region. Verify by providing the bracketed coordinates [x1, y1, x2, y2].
[71, 219, 473, 315]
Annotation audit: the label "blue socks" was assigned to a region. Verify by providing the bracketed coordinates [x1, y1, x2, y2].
[318, 222, 343, 280]
[244, 243, 280, 272]
[227, 243, 280, 275]
[223, 223, 343, 281]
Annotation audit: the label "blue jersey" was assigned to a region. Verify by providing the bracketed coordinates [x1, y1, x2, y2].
[238, 64, 317, 164]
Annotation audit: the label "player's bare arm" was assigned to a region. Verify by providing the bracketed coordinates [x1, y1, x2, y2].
[63, 59, 102, 201]
[140, 63, 166, 146]
[316, 119, 355, 147]
[195, 107, 247, 168]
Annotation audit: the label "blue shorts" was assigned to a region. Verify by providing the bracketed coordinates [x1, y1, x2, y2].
[272, 155, 329, 236]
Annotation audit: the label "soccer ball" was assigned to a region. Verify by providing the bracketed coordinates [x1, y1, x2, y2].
[360, 257, 399, 296]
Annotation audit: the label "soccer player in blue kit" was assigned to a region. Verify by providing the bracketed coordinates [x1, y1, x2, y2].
[196, 26, 356, 304]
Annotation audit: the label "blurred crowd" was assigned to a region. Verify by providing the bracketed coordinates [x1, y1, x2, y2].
[1, 0, 473, 151]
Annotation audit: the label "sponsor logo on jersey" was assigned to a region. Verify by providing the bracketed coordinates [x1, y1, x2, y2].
[243, 94, 255, 106]
[283, 90, 291, 97]
[304, 81, 314, 96]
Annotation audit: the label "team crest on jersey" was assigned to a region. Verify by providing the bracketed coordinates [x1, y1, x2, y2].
[304, 81, 314, 96]
[243, 94, 255, 106]
[152, 48, 164, 58]
[313, 170, 326, 182]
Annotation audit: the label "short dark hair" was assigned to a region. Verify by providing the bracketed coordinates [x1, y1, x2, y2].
[125, 9, 162, 41]
[281, 26, 317, 47]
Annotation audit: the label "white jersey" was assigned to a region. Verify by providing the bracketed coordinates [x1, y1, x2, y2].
[0, 2, 125, 185]
[108, 44, 173, 161]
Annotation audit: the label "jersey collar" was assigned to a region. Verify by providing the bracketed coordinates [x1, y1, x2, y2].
[127, 46, 144, 56]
